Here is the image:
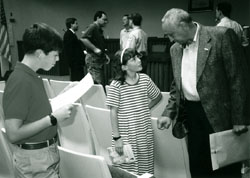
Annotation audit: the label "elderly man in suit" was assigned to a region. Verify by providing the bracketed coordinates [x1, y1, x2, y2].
[158, 8, 249, 178]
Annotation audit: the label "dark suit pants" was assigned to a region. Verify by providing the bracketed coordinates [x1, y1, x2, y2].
[140, 55, 147, 74]
[70, 65, 84, 81]
[185, 100, 241, 178]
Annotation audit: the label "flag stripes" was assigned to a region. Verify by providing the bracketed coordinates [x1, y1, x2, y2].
[0, 0, 11, 63]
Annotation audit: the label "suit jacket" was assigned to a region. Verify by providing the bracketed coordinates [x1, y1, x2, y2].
[162, 24, 250, 132]
[63, 30, 85, 68]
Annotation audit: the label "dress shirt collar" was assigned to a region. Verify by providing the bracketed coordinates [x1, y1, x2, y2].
[123, 27, 132, 32]
[182, 22, 200, 48]
[193, 22, 200, 42]
[69, 28, 75, 34]
[133, 26, 140, 30]
[219, 17, 230, 24]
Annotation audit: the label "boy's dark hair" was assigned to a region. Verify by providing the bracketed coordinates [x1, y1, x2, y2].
[217, 1, 232, 18]
[130, 13, 142, 26]
[65, 18, 77, 29]
[94, 11, 106, 21]
[22, 23, 63, 55]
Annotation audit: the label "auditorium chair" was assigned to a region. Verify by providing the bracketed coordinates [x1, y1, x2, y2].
[0, 80, 5, 91]
[85, 105, 112, 164]
[42, 78, 56, 99]
[57, 103, 95, 154]
[80, 84, 107, 109]
[49, 79, 73, 96]
[58, 146, 112, 178]
[0, 105, 15, 178]
[151, 117, 191, 178]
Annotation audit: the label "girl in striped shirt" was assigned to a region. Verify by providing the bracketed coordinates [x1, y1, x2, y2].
[106, 48, 162, 175]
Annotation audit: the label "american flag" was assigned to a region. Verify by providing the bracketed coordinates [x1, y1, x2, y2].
[0, 0, 11, 63]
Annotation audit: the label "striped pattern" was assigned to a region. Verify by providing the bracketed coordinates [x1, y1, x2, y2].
[106, 73, 160, 175]
[0, 0, 11, 62]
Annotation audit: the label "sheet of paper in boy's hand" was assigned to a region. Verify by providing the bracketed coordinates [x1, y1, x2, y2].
[210, 127, 250, 170]
[50, 73, 94, 111]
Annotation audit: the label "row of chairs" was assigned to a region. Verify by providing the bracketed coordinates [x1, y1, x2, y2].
[0, 79, 112, 178]
[0, 78, 191, 178]
[46, 79, 191, 178]
[42, 78, 107, 109]
[0, 86, 15, 178]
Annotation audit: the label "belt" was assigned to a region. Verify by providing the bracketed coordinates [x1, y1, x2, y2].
[17, 135, 57, 150]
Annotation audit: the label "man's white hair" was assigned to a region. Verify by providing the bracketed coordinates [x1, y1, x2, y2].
[161, 8, 192, 26]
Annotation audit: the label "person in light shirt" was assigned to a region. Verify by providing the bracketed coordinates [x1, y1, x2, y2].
[120, 14, 132, 50]
[216, 1, 243, 45]
[126, 13, 148, 73]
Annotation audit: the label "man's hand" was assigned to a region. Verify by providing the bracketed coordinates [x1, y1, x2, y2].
[105, 54, 110, 64]
[233, 125, 248, 135]
[157, 116, 172, 130]
[52, 104, 74, 122]
[93, 48, 102, 55]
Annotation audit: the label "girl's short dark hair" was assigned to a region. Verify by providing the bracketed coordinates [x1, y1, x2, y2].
[22, 23, 63, 55]
[112, 48, 136, 84]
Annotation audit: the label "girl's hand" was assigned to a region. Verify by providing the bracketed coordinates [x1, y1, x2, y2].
[115, 138, 124, 155]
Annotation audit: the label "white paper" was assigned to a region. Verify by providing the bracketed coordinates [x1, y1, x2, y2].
[210, 127, 250, 170]
[50, 73, 94, 111]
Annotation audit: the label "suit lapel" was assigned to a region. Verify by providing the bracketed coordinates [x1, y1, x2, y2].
[196, 26, 212, 83]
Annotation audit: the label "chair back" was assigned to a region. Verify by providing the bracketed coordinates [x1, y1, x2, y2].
[80, 84, 107, 109]
[105, 85, 110, 95]
[42, 78, 56, 99]
[49, 79, 72, 96]
[0, 91, 5, 131]
[58, 146, 112, 178]
[0, 104, 15, 178]
[0, 90, 3, 109]
[151, 117, 191, 178]
[0, 81, 5, 91]
[85, 105, 112, 164]
[58, 103, 95, 154]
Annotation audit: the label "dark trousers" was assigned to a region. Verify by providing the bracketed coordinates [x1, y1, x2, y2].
[70, 65, 84, 81]
[140, 55, 147, 74]
[185, 101, 241, 178]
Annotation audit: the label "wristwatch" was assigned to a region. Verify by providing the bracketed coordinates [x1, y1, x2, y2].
[49, 114, 57, 126]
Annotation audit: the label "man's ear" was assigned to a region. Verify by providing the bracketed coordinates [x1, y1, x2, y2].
[217, 10, 222, 17]
[121, 65, 127, 71]
[179, 21, 188, 30]
[35, 49, 44, 59]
